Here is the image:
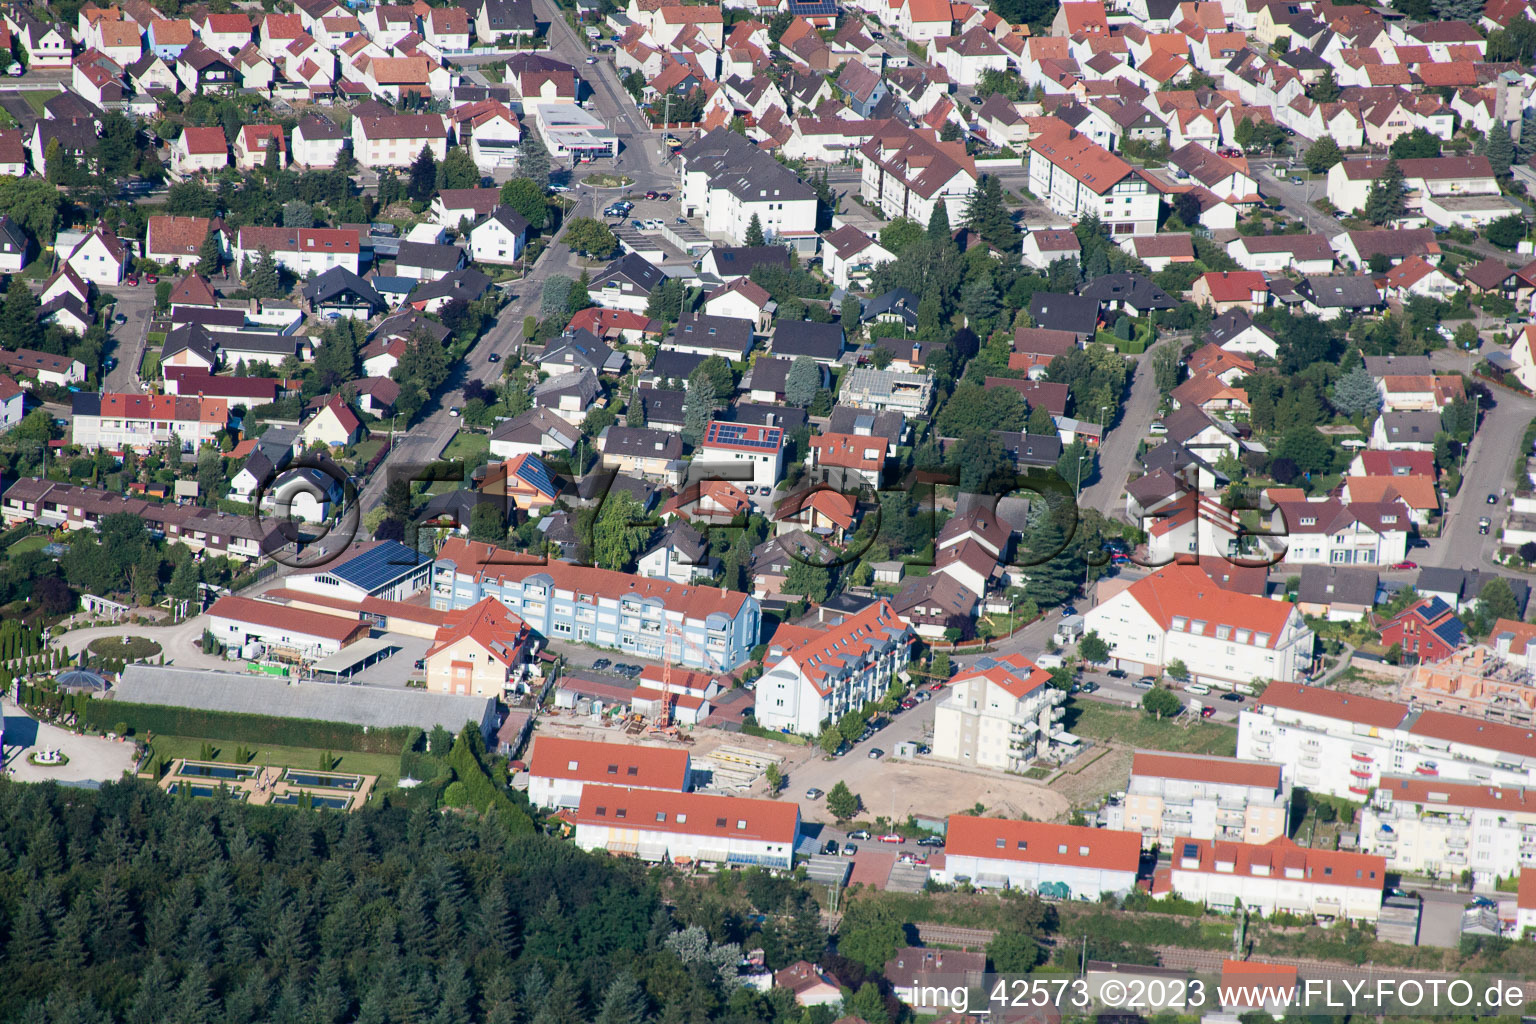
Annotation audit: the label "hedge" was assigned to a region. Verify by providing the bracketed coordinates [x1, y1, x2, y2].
[447, 729, 535, 833]
[81, 701, 419, 753]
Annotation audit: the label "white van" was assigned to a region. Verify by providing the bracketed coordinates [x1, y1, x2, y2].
[1185, 683, 1210, 696]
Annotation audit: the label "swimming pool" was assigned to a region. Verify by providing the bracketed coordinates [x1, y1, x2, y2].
[281, 770, 362, 790]
[166, 783, 247, 800]
[178, 762, 256, 780]
[271, 792, 351, 810]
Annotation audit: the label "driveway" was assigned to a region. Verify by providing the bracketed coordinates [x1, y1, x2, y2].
[1, 703, 138, 783]
[51, 617, 228, 670]
[101, 283, 156, 392]
[1080, 333, 1181, 520]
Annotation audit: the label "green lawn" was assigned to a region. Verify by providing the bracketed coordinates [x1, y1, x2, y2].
[0, 105, 16, 129]
[23, 89, 60, 116]
[7, 534, 48, 558]
[148, 734, 400, 791]
[442, 429, 490, 467]
[88, 635, 162, 660]
[139, 348, 161, 378]
[1064, 699, 1238, 756]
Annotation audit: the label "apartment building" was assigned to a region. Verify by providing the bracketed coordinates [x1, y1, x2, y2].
[1325, 155, 1498, 216]
[432, 537, 761, 671]
[932, 653, 1069, 771]
[234, 225, 361, 278]
[1362, 776, 1536, 884]
[753, 600, 914, 735]
[573, 785, 799, 868]
[1028, 126, 1160, 235]
[526, 735, 691, 809]
[422, 596, 532, 698]
[859, 125, 978, 225]
[678, 128, 819, 251]
[1238, 682, 1536, 801]
[938, 815, 1142, 898]
[1155, 836, 1386, 923]
[350, 113, 449, 168]
[0, 479, 281, 560]
[839, 366, 934, 416]
[1267, 498, 1412, 567]
[1106, 751, 1291, 848]
[71, 392, 228, 452]
[1084, 564, 1314, 686]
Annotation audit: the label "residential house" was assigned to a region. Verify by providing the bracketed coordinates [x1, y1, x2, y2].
[752, 599, 913, 734]
[1028, 124, 1160, 235]
[937, 815, 1142, 897]
[932, 653, 1070, 769]
[173, 125, 230, 175]
[423, 597, 531, 698]
[525, 735, 690, 809]
[1104, 751, 1291, 847]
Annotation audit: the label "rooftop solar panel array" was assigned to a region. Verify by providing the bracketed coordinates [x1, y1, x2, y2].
[706, 421, 782, 450]
[332, 540, 431, 591]
[515, 454, 558, 497]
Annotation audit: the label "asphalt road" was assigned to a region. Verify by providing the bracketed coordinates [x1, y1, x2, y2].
[102, 283, 156, 392]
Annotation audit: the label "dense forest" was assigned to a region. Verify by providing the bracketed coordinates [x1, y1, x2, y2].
[0, 780, 837, 1024]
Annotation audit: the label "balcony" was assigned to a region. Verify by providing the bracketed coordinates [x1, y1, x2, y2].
[1299, 754, 1321, 769]
[1375, 828, 1398, 843]
[1217, 809, 1245, 827]
[1351, 750, 1374, 763]
[1446, 834, 1469, 849]
[1444, 850, 1467, 866]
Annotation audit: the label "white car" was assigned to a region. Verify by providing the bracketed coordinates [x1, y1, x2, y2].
[549, 183, 573, 193]
[448, 407, 462, 418]
[586, 56, 597, 64]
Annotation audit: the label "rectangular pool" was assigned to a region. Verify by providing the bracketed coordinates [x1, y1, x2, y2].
[271, 792, 351, 810]
[166, 783, 247, 800]
[178, 762, 256, 780]
[281, 770, 362, 790]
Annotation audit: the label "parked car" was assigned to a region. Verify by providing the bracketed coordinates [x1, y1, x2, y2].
[843, 842, 858, 855]
[917, 835, 944, 847]
[929, 682, 945, 691]
[1147, 421, 1167, 435]
[631, 219, 645, 230]
[1081, 681, 1099, 693]
[486, 352, 500, 363]
[870, 30, 884, 38]
[549, 183, 573, 193]
[806, 788, 824, 800]
[645, 190, 659, 199]
[593, 658, 611, 670]
[1390, 560, 1417, 570]
[899, 854, 928, 866]
[113, 313, 127, 325]
[1488, 493, 1500, 504]
[1133, 676, 1156, 689]
[849, 829, 872, 840]
[1106, 669, 1127, 678]
[900, 698, 917, 709]
[448, 407, 462, 418]
[1061, 604, 1078, 616]
[658, 192, 671, 201]
[1200, 706, 1216, 718]
[145, 274, 159, 284]
[585, 55, 597, 63]
[1290, 176, 1303, 185]
[878, 833, 903, 843]
[823, 839, 839, 855]
[1480, 517, 1492, 534]
[1220, 692, 1245, 703]
[868, 748, 884, 759]
[125, 276, 139, 286]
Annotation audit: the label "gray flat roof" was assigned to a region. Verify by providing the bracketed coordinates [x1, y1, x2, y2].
[310, 636, 402, 673]
[115, 665, 493, 733]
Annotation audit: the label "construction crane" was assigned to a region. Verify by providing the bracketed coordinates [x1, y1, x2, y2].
[659, 623, 683, 729]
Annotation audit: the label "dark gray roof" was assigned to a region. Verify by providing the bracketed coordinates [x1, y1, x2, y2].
[476, 205, 532, 238]
[163, 323, 220, 366]
[1029, 292, 1100, 335]
[680, 127, 815, 207]
[541, 329, 622, 374]
[648, 349, 706, 381]
[1378, 411, 1442, 445]
[646, 519, 708, 562]
[861, 287, 919, 325]
[375, 308, 450, 345]
[667, 312, 754, 359]
[1078, 273, 1175, 310]
[297, 114, 346, 140]
[594, 252, 665, 293]
[742, 355, 794, 394]
[730, 402, 808, 432]
[408, 267, 493, 305]
[1301, 275, 1381, 309]
[601, 425, 683, 460]
[829, 406, 903, 444]
[395, 241, 467, 273]
[994, 430, 1062, 469]
[1203, 309, 1273, 347]
[771, 320, 844, 360]
[0, 215, 29, 254]
[479, 0, 538, 33]
[1363, 355, 1434, 377]
[1298, 565, 1379, 607]
[637, 387, 686, 425]
[704, 244, 793, 278]
[489, 406, 581, 447]
[302, 266, 384, 310]
[1414, 568, 1530, 614]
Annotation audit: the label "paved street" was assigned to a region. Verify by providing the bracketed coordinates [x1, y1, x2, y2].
[102, 283, 156, 392]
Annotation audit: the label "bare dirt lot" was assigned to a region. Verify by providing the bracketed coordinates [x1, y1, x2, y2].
[1049, 746, 1133, 809]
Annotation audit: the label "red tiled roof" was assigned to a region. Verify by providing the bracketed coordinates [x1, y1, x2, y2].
[208, 595, 369, 642]
[575, 785, 798, 842]
[426, 596, 528, 666]
[945, 815, 1142, 872]
[1118, 563, 1295, 646]
[1175, 836, 1386, 892]
[1257, 681, 1408, 729]
[1132, 751, 1281, 788]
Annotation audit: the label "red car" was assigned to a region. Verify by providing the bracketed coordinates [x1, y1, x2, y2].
[1390, 560, 1418, 570]
[1200, 706, 1216, 718]
[900, 854, 928, 866]
[645, 190, 658, 199]
[145, 273, 159, 284]
[125, 275, 139, 286]
[878, 833, 903, 843]
[900, 698, 917, 709]
[929, 682, 945, 691]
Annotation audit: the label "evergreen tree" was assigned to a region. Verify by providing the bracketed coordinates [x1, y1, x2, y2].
[1363, 158, 1408, 225]
[408, 144, 439, 204]
[744, 213, 765, 247]
[542, 275, 573, 318]
[500, 177, 548, 231]
[785, 356, 820, 407]
[437, 148, 480, 192]
[963, 174, 1016, 252]
[1330, 366, 1381, 417]
[519, 132, 552, 187]
[1, 275, 42, 350]
[962, 271, 1000, 332]
[567, 269, 591, 313]
[926, 200, 951, 243]
[682, 377, 711, 445]
[594, 971, 649, 1024]
[840, 293, 862, 334]
[313, 322, 359, 387]
[245, 247, 282, 298]
[196, 230, 221, 275]
[1486, 120, 1516, 177]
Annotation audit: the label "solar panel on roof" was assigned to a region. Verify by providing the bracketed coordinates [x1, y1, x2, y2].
[330, 540, 430, 592]
[515, 455, 557, 497]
